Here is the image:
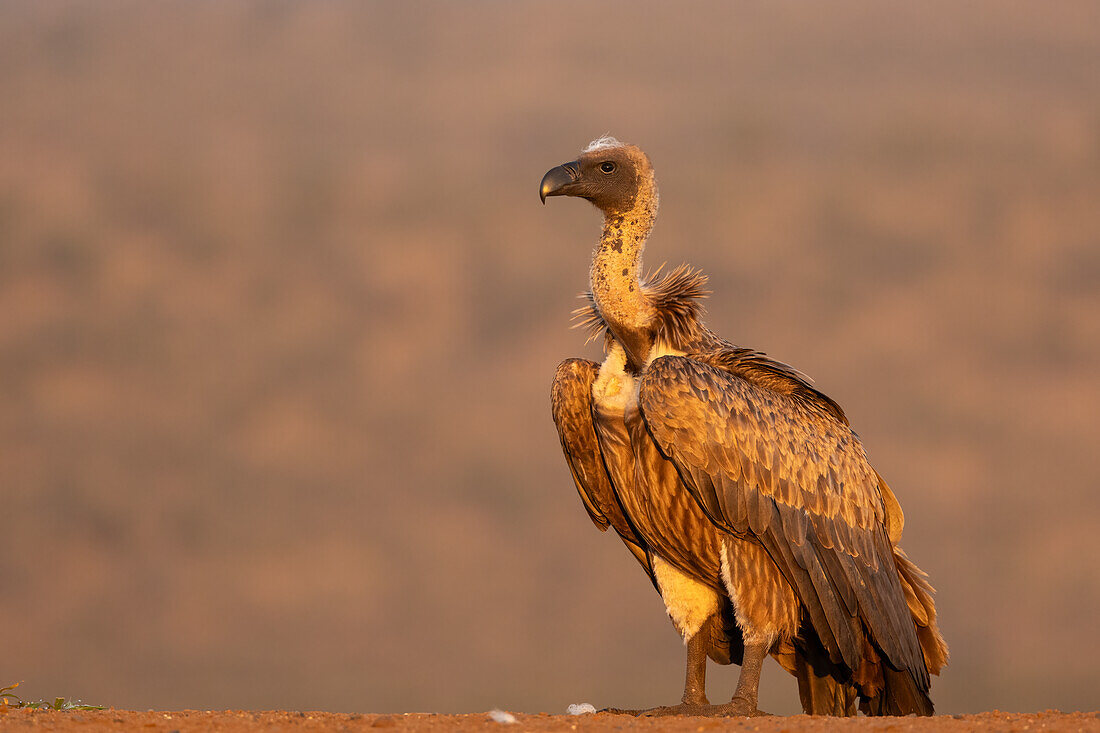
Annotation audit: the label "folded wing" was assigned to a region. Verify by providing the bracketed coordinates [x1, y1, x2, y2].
[637, 354, 928, 692]
[551, 358, 653, 579]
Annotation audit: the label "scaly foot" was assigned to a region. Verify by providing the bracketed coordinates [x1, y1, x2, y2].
[638, 703, 714, 717]
[600, 700, 767, 717]
[640, 698, 768, 717]
[599, 703, 702, 716]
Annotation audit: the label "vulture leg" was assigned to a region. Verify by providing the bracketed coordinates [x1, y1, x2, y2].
[722, 640, 769, 716]
[604, 613, 713, 716]
[635, 638, 769, 718]
[680, 615, 711, 706]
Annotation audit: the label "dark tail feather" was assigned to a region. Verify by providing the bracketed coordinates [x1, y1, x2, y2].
[794, 654, 858, 716]
[854, 545, 942, 716]
[789, 625, 858, 716]
[861, 666, 934, 716]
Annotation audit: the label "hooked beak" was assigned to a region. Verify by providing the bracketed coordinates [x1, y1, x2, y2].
[539, 161, 581, 204]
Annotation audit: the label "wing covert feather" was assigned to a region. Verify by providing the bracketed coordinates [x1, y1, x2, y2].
[638, 354, 927, 684]
[621, 398, 726, 592]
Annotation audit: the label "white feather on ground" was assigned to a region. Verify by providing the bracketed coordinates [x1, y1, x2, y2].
[487, 709, 517, 724]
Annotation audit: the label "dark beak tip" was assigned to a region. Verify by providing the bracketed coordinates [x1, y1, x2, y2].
[539, 161, 580, 205]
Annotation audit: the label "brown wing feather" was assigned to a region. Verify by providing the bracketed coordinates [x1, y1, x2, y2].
[638, 354, 928, 690]
[695, 347, 849, 426]
[551, 359, 651, 578]
[621, 397, 727, 594]
[553, 358, 744, 664]
[893, 546, 949, 675]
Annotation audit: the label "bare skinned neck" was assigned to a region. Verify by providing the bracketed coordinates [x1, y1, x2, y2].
[589, 175, 659, 368]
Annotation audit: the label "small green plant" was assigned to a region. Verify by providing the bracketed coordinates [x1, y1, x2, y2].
[0, 683, 104, 712]
[0, 682, 22, 708]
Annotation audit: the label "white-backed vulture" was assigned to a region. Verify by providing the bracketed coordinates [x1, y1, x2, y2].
[542, 137, 947, 716]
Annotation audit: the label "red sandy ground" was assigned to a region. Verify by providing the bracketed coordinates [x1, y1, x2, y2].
[2, 709, 1097, 732]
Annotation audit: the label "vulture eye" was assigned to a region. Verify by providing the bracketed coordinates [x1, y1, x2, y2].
[600, 161, 616, 174]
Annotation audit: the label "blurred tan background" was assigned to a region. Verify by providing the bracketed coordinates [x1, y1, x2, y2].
[2, 0, 1098, 716]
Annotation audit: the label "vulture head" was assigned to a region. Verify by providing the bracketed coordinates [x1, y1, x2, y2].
[540, 136, 654, 216]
